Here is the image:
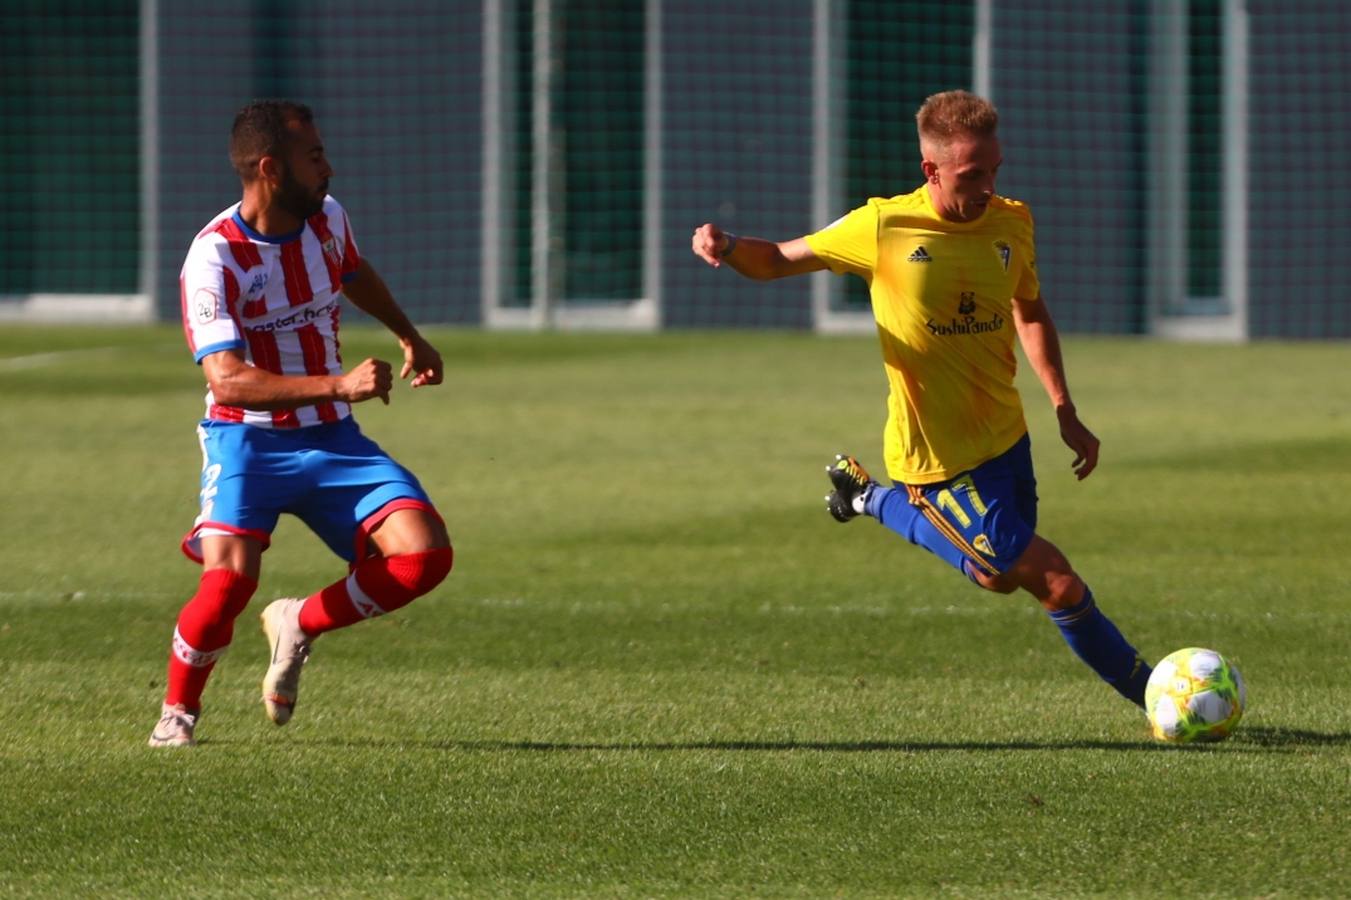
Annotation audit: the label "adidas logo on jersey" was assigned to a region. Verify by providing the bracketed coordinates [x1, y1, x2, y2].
[908, 246, 932, 263]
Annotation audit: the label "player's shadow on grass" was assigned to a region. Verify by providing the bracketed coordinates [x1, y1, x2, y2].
[292, 726, 1349, 754]
[423, 725, 1350, 754]
[408, 735, 1323, 753]
[444, 739, 1157, 752]
[1232, 726, 1351, 748]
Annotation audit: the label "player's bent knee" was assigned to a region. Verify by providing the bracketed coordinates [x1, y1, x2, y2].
[390, 545, 454, 598]
[1001, 535, 1084, 609]
[366, 506, 451, 558]
[421, 545, 454, 591]
[973, 568, 1020, 594]
[1039, 572, 1085, 612]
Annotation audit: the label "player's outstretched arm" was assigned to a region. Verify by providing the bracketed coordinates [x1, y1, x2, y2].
[1012, 295, 1100, 480]
[341, 258, 443, 388]
[691, 223, 827, 280]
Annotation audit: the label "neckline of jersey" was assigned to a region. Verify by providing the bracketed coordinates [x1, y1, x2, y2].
[231, 208, 306, 245]
[919, 183, 992, 228]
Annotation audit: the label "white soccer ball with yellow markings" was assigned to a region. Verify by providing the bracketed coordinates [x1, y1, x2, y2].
[1145, 647, 1246, 743]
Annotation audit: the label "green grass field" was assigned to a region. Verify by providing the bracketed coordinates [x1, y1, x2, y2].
[1, 325, 1347, 898]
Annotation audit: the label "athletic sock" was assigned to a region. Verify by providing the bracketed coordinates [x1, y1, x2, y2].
[864, 484, 892, 519]
[867, 485, 932, 548]
[1048, 588, 1152, 707]
[298, 547, 454, 636]
[164, 568, 258, 710]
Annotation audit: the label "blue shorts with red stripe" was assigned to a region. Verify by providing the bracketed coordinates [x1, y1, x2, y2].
[867, 433, 1038, 580]
[183, 417, 436, 564]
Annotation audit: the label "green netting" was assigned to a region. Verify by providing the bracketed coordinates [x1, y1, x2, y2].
[152, 1, 484, 324]
[1188, 0, 1224, 302]
[3, 1, 1349, 336]
[503, 0, 645, 308]
[0, 0, 140, 295]
[556, 1, 644, 302]
[841, 0, 974, 313]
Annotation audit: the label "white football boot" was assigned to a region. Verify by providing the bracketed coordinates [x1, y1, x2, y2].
[148, 703, 198, 747]
[260, 597, 314, 725]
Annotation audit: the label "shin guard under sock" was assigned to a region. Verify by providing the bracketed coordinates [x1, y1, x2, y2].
[164, 568, 258, 710]
[298, 547, 454, 636]
[1048, 588, 1152, 707]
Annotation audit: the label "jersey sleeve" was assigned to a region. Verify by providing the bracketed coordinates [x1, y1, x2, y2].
[180, 238, 245, 363]
[1013, 210, 1040, 301]
[804, 201, 880, 277]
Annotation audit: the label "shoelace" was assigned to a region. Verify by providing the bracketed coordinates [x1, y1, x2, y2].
[155, 709, 194, 735]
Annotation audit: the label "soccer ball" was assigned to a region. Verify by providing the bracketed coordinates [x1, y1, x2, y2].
[1145, 647, 1246, 743]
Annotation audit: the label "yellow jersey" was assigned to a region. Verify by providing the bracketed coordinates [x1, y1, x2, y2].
[805, 185, 1041, 485]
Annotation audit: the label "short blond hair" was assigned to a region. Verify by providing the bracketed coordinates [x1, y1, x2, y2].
[916, 90, 998, 151]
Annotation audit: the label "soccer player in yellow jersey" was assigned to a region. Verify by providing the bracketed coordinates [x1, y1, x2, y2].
[691, 90, 1152, 710]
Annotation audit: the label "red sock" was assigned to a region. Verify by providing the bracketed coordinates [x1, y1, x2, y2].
[298, 547, 453, 636]
[163, 568, 257, 710]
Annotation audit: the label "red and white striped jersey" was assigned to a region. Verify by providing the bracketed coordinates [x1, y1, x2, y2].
[180, 196, 361, 428]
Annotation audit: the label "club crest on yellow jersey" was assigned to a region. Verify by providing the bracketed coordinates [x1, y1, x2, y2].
[993, 240, 1011, 272]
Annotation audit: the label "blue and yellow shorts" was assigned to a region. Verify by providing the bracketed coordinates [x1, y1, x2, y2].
[871, 433, 1038, 580]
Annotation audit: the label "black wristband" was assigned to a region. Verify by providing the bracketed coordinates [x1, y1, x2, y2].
[719, 233, 739, 258]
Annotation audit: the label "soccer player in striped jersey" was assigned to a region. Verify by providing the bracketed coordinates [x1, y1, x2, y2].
[149, 100, 454, 747]
[691, 90, 1153, 714]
